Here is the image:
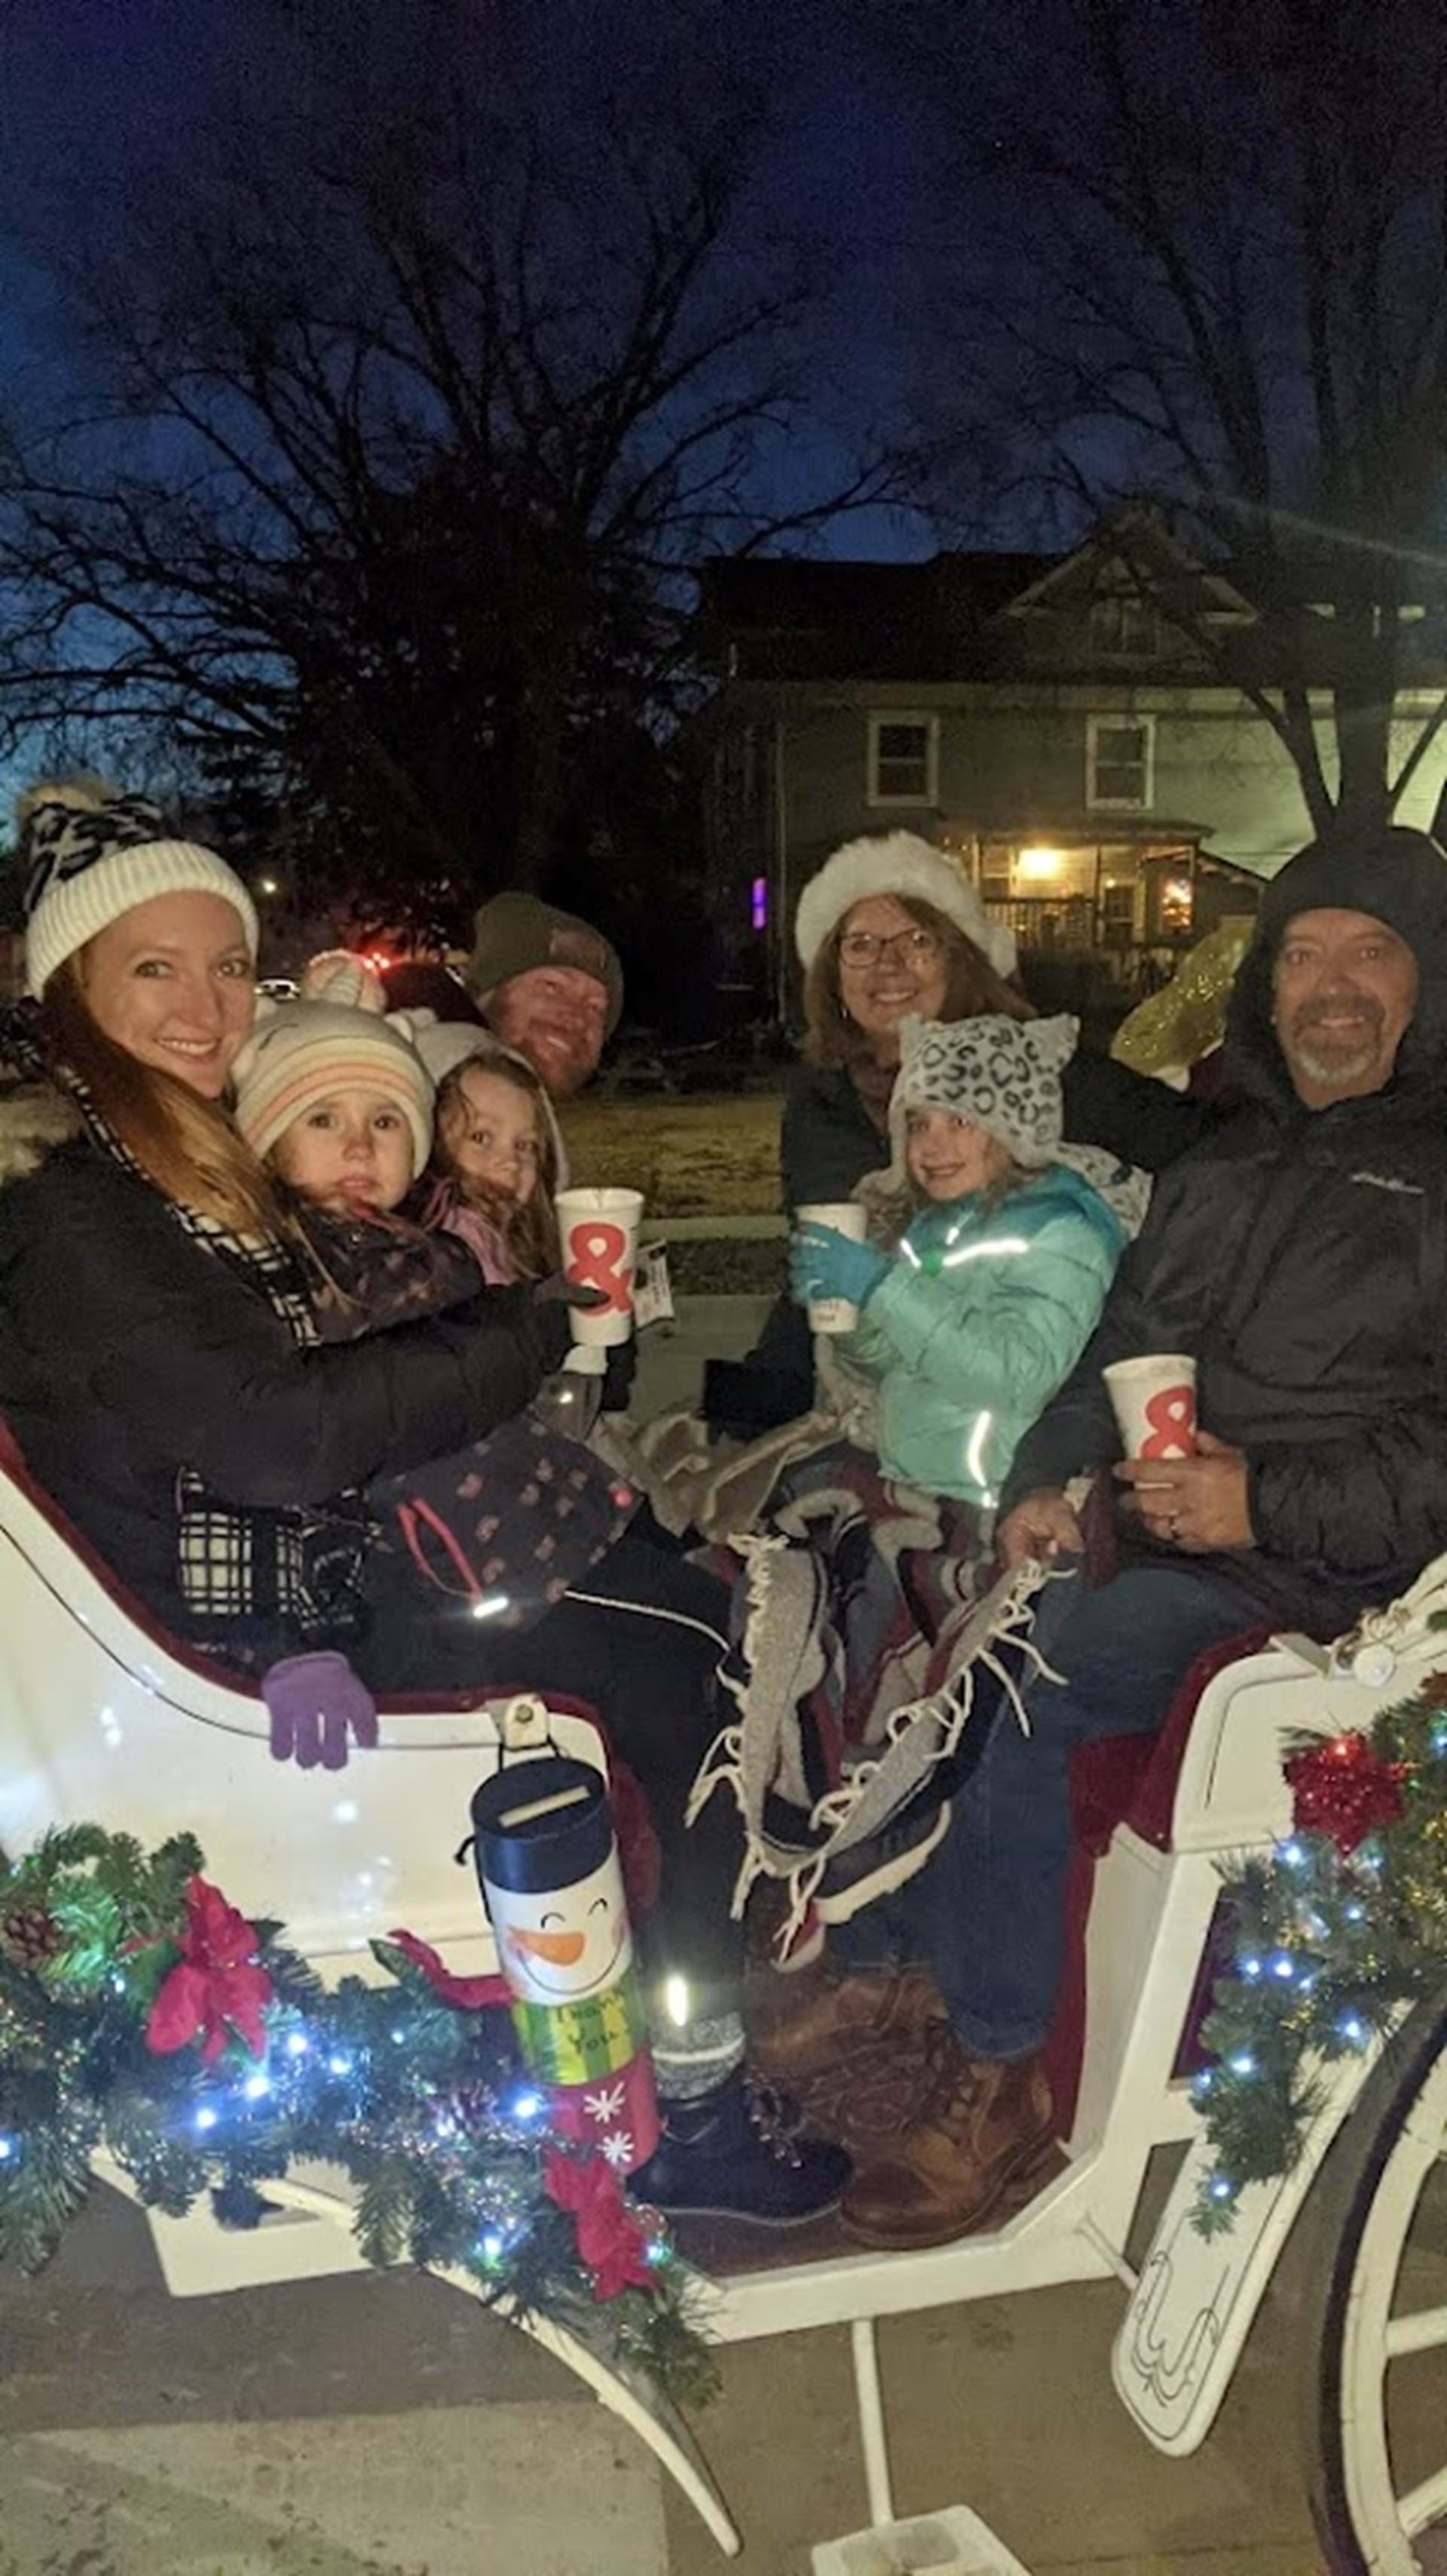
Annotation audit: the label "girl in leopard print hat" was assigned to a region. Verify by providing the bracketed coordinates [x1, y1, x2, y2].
[791, 1014, 1141, 1508]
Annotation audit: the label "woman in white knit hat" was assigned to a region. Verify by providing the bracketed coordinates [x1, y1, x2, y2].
[0, 782, 848, 2229]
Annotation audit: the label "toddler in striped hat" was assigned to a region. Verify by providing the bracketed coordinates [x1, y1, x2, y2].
[231, 952, 490, 1337]
[234, 951, 434, 1215]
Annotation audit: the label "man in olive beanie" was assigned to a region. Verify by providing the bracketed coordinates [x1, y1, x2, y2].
[465, 892, 624, 1099]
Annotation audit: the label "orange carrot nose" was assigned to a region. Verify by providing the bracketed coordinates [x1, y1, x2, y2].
[508, 1926, 586, 1967]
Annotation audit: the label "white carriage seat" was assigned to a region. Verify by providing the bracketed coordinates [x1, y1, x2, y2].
[0, 1424, 607, 1986]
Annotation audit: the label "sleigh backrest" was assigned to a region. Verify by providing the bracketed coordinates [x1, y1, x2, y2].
[0, 1432, 606, 1981]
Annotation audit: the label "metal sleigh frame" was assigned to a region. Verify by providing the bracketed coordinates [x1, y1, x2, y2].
[2, 1448, 1442, 2565]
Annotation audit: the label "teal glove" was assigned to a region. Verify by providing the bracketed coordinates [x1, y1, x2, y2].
[789, 1222, 890, 1312]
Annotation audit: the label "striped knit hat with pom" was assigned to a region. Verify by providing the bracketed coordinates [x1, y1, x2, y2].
[19, 781, 259, 998]
[232, 952, 434, 1175]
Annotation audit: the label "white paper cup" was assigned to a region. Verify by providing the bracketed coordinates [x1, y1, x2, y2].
[556, 1187, 644, 1346]
[1103, 1354, 1198, 1461]
[797, 1200, 869, 1335]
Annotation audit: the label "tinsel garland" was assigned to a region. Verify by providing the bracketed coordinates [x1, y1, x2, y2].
[1192, 1675, 1447, 2236]
[0, 1825, 716, 2407]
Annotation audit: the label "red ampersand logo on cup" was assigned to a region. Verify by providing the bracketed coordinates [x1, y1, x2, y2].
[566, 1222, 632, 1313]
[1140, 1384, 1197, 1460]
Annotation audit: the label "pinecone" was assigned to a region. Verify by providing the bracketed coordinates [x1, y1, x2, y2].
[0, 1905, 62, 1968]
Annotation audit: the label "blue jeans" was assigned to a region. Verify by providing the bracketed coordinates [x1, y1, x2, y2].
[883, 1559, 1262, 2059]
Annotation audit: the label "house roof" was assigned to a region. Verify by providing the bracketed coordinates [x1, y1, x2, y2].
[698, 516, 1447, 688]
[697, 551, 1056, 680]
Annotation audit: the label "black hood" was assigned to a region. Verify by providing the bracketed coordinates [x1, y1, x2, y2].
[1223, 825, 1447, 1109]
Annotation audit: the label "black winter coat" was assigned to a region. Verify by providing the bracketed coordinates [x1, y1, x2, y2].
[0, 1141, 549, 1642]
[1005, 829, 1447, 1637]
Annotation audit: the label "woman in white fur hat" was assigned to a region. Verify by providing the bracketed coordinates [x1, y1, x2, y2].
[705, 832, 1029, 1434]
[791, 832, 1028, 1200]
[703, 829, 1207, 1438]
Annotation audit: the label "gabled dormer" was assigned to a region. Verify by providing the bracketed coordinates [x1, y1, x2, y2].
[993, 510, 1255, 678]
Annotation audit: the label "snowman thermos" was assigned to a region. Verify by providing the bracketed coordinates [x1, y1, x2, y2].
[468, 1754, 660, 2172]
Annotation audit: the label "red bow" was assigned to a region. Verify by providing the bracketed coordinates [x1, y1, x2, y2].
[543, 2148, 655, 2300]
[146, 1876, 274, 2064]
[388, 1928, 512, 2011]
[1285, 1731, 1407, 1856]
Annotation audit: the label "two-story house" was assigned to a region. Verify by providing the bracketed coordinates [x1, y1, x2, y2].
[699, 518, 1447, 1012]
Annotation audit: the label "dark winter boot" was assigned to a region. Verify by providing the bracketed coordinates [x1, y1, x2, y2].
[632, 2070, 849, 2225]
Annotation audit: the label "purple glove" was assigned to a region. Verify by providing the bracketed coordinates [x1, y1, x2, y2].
[263, 1651, 378, 1771]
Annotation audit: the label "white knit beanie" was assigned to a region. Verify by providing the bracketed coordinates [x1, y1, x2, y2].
[412, 1017, 505, 1089]
[232, 953, 434, 1175]
[411, 1013, 570, 1187]
[20, 782, 260, 998]
[794, 830, 1017, 981]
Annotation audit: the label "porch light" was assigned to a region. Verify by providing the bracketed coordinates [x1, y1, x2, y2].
[1017, 846, 1063, 881]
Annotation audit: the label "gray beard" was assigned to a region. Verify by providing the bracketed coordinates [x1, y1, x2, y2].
[1291, 1037, 1378, 1087]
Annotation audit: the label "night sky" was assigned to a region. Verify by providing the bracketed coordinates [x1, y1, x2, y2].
[0, 0, 957, 562]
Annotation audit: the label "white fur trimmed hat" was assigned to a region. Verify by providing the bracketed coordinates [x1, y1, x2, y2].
[794, 831, 1017, 981]
[19, 781, 259, 998]
[233, 954, 434, 1175]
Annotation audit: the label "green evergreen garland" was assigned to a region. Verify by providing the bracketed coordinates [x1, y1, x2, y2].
[0, 1826, 716, 2407]
[1192, 1676, 1447, 2235]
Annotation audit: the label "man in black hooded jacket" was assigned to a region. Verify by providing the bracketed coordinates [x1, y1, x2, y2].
[821, 825, 1447, 2253]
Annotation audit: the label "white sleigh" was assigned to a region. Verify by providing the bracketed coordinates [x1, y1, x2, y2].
[3, 1431, 1446, 2573]
[0, 1432, 740, 2551]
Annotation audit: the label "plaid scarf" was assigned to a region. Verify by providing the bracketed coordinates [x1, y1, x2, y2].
[1, 1002, 369, 1655]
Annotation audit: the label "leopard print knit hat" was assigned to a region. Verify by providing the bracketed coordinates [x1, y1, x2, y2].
[889, 1012, 1078, 1170]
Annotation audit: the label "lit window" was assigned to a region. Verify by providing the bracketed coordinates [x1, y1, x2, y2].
[1087, 715, 1155, 811]
[867, 714, 938, 807]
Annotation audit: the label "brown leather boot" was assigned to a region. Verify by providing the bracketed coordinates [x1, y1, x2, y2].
[749, 1957, 947, 2090]
[839, 2024, 1054, 2250]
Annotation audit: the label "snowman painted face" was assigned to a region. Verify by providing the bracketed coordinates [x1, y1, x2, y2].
[485, 1852, 632, 2003]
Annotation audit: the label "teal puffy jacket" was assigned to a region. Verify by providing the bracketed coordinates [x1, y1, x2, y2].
[844, 1165, 1125, 1506]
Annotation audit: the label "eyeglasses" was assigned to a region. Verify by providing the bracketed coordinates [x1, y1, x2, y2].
[837, 927, 943, 970]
